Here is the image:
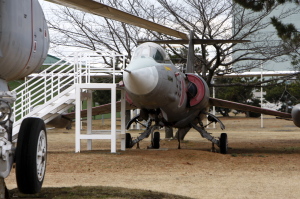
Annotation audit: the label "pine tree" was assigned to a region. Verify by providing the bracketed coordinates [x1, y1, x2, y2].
[234, 0, 300, 43]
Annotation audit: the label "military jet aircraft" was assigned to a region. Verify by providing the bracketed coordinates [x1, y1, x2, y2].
[120, 40, 295, 152]
[0, 0, 300, 198]
[48, 0, 299, 153]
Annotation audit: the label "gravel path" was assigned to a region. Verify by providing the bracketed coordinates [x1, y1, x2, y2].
[6, 116, 300, 199]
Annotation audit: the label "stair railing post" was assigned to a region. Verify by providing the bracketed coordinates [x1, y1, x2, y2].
[51, 72, 54, 99]
[113, 52, 116, 84]
[44, 76, 47, 104]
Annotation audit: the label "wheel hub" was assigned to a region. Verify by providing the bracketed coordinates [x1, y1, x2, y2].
[36, 130, 47, 182]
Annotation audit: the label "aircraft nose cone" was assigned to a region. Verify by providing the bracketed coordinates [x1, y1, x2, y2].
[123, 66, 159, 95]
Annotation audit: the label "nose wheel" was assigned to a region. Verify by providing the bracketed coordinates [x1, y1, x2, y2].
[125, 131, 161, 149]
[151, 131, 160, 149]
[125, 133, 133, 148]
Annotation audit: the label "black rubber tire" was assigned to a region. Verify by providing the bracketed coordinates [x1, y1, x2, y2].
[219, 133, 228, 154]
[16, 118, 47, 194]
[152, 131, 160, 149]
[125, 133, 133, 148]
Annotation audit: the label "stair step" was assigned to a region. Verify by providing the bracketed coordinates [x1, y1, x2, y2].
[49, 104, 74, 114]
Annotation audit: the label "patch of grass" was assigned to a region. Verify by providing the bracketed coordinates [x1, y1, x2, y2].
[231, 153, 238, 157]
[283, 146, 300, 152]
[231, 153, 266, 157]
[230, 153, 253, 157]
[257, 154, 267, 157]
[10, 186, 192, 199]
[241, 154, 253, 157]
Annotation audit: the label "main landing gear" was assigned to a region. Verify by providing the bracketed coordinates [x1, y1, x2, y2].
[191, 111, 228, 154]
[16, 118, 47, 194]
[125, 111, 228, 154]
[0, 90, 47, 198]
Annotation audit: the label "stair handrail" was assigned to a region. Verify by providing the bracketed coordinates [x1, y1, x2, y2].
[12, 51, 126, 125]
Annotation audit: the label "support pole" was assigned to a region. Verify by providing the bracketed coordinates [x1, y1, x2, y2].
[121, 90, 126, 151]
[87, 90, 93, 150]
[261, 63, 264, 128]
[111, 84, 117, 153]
[75, 85, 81, 153]
[212, 79, 216, 129]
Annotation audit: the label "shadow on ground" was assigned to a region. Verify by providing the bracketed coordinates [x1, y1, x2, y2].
[9, 186, 192, 199]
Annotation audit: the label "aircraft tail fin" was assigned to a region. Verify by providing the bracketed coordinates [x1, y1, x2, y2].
[186, 30, 195, 73]
[137, 30, 250, 74]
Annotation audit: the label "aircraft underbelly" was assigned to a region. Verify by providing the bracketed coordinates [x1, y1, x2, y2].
[0, 0, 49, 81]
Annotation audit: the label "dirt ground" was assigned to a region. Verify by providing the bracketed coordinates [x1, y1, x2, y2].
[5, 114, 300, 199]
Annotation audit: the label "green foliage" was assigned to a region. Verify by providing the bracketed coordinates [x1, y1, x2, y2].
[233, 0, 272, 11]
[246, 98, 261, 117]
[234, 0, 300, 47]
[264, 80, 300, 112]
[8, 80, 24, 90]
[92, 90, 121, 105]
[234, 0, 299, 12]
[291, 55, 300, 71]
[271, 17, 300, 71]
[214, 77, 259, 103]
[91, 77, 122, 105]
[214, 77, 261, 117]
[271, 17, 299, 42]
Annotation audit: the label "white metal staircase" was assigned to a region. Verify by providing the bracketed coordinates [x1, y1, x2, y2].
[12, 51, 125, 137]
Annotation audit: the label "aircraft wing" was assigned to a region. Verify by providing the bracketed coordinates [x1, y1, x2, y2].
[139, 39, 251, 45]
[45, 0, 188, 40]
[63, 101, 135, 120]
[209, 97, 292, 119]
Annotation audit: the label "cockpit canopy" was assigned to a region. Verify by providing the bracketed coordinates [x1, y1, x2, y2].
[132, 42, 171, 64]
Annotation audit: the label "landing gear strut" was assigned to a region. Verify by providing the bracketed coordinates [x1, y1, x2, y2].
[193, 123, 228, 154]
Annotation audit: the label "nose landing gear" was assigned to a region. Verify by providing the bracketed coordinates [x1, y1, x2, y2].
[125, 127, 161, 149]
